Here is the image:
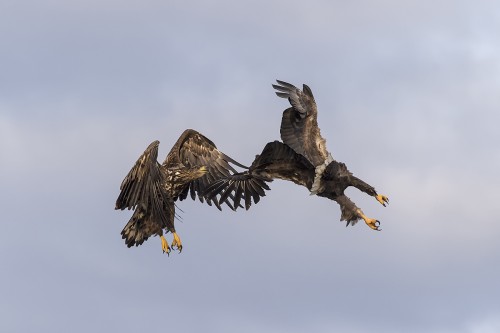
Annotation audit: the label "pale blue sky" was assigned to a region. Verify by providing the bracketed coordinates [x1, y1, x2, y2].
[1, 1, 500, 332]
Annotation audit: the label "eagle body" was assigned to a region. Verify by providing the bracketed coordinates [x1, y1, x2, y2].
[206, 81, 388, 230]
[116, 129, 247, 253]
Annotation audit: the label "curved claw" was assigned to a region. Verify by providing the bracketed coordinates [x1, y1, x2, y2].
[376, 194, 389, 207]
[365, 218, 382, 231]
[174, 244, 183, 253]
[171, 232, 183, 253]
[160, 235, 171, 255]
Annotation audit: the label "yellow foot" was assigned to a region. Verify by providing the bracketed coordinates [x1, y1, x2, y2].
[357, 209, 381, 231]
[161, 235, 171, 255]
[171, 232, 183, 253]
[376, 194, 389, 207]
[364, 217, 381, 231]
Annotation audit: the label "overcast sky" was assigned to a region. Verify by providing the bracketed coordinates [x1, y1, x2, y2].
[1, 1, 500, 332]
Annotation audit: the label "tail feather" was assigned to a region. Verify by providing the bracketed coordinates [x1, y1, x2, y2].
[120, 200, 176, 247]
[121, 205, 155, 247]
[204, 173, 271, 211]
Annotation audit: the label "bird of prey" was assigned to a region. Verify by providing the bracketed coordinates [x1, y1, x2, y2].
[206, 80, 389, 230]
[115, 129, 249, 254]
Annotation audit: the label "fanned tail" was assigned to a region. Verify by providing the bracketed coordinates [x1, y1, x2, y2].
[121, 204, 154, 247]
[204, 173, 271, 210]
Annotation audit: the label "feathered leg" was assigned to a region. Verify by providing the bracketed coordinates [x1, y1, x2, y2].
[163, 200, 183, 254]
[333, 194, 381, 231]
[350, 176, 389, 207]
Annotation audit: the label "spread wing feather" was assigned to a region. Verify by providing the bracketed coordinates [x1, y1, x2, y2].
[218, 180, 238, 205]
[115, 140, 173, 241]
[165, 129, 247, 210]
[205, 141, 315, 210]
[233, 181, 244, 209]
[273, 80, 330, 166]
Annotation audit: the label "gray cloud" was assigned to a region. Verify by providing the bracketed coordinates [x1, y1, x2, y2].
[1, 1, 499, 332]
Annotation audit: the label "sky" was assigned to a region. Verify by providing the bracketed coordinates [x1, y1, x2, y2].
[1, 0, 500, 332]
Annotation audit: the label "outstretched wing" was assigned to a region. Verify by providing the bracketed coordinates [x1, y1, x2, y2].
[165, 129, 248, 210]
[116, 141, 172, 237]
[205, 141, 315, 210]
[273, 80, 330, 166]
[250, 141, 315, 187]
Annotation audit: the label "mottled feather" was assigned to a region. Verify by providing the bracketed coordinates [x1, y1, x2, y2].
[116, 129, 247, 248]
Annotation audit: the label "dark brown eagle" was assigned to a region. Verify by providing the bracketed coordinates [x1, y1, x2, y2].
[206, 80, 389, 230]
[115, 129, 251, 254]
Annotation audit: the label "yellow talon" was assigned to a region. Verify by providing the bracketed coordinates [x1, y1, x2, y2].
[376, 194, 389, 207]
[364, 217, 381, 231]
[357, 209, 381, 231]
[171, 232, 183, 253]
[161, 235, 171, 255]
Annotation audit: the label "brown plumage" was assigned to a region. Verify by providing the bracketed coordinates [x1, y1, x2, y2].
[206, 81, 389, 230]
[274, 80, 330, 167]
[115, 129, 247, 254]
